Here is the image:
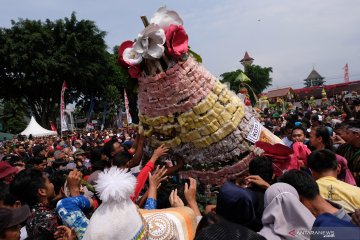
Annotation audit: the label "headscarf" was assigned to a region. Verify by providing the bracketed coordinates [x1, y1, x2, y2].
[259, 183, 315, 240]
[336, 154, 357, 186]
[216, 182, 263, 231]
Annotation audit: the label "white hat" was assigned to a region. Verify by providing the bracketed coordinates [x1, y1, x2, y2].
[83, 167, 148, 240]
[83, 167, 183, 240]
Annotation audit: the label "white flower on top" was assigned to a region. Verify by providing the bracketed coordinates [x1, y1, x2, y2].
[133, 23, 166, 59]
[150, 7, 183, 29]
[123, 47, 143, 65]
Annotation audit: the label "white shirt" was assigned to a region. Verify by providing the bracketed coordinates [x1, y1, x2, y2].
[282, 136, 293, 148]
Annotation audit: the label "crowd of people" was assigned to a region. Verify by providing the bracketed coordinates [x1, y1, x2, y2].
[0, 96, 360, 240]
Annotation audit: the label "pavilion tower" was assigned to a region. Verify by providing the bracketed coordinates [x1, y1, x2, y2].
[240, 51, 254, 67]
[304, 68, 325, 87]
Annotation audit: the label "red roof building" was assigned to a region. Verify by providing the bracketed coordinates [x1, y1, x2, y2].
[293, 80, 360, 99]
[266, 87, 295, 102]
[264, 80, 360, 101]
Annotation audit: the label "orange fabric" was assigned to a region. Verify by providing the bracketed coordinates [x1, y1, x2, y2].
[140, 207, 197, 240]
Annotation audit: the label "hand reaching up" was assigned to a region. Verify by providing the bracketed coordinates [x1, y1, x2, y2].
[67, 170, 82, 197]
[150, 144, 169, 163]
[148, 166, 167, 190]
[184, 177, 197, 205]
[147, 165, 167, 200]
[184, 177, 201, 217]
[169, 189, 184, 208]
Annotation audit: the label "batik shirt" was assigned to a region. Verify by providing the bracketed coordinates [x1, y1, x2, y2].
[26, 203, 60, 238]
[144, 198, 157, 210]
[56, 195, 90, 240]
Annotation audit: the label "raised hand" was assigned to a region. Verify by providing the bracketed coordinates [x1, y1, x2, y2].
[184, 177, 197, 205]
[169, 189, 184, 207]
[150, 144, 169, 163]
[67, 170, 82, 197]
[148, 166, 168, 190]
[54, 225, 77, 240]
[183, 177, 201, 217]
[245, 175, 270, 189]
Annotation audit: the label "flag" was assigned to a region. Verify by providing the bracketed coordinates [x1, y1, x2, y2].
[117, 103, 123, 129]
[87, 96, 95, 123]
[60, 81, 68, 132]
[101, 101, 108, 131]
[124, 89, 132, 125]
[344, 63, 349, 83]
[49, 121, 57, 132]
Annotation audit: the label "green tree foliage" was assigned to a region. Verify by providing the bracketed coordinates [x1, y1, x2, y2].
[220, 65, 273, 95]
[220, 69, 243, 93]
[0, 13, 115, 128]
[73, 52, 131, 128]
[0, 100, 27, 133]
[245, 65, 273, 94]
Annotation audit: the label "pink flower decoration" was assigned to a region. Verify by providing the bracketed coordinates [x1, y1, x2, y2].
[128, 65, 141, 79]
[165, 24, 189, 58]
[118, 40, 134, 67]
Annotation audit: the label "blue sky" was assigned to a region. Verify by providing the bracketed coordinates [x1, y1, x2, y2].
[1, 0, 360, 90]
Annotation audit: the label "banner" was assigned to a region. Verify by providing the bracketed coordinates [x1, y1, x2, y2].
[117, 103, 123, 129]
[124, 89, 132, 125]
[344, 63, 349, 83]
[87, 96, 95, 123]
[246, 118, 262, 143]
[49, 121, 57, 132]
[101, 101, 108, 131]
[60, 81, 68, 132]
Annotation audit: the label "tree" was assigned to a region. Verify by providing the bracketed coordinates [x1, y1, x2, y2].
[220, 65, 273, 95]
[220, 69, 243, 93]
[73, 47, 138, 128]
[244, 65, 273, 94]
[0, 100, 28, 133]
[0, 13, 114, 128]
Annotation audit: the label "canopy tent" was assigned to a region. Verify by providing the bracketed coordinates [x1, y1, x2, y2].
[20, 116, 57, 137]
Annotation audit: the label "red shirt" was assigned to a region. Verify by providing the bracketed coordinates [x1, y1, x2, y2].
[131, 161, 154, 202]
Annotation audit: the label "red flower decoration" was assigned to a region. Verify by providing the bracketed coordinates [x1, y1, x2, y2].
[118, 40, 134, 67]
[165, 24, 188, 58]
[128, 65, 141, 79]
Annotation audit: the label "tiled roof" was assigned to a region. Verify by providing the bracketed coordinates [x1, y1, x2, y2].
[240, 51, 254, 62]
[305, 69, 324, 80]
[266, 87, 293, 98]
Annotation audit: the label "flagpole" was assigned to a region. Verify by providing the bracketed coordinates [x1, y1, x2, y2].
[124, 89, 132, 126]
[60, 81, 68, 137]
